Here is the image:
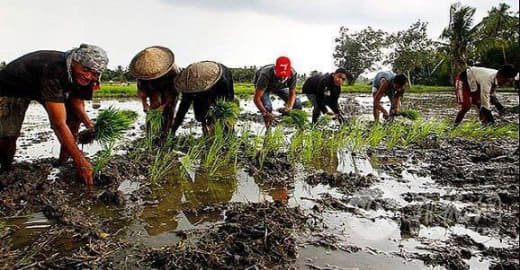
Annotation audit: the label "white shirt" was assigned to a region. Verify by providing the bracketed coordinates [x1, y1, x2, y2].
[466, 67, 497, 110]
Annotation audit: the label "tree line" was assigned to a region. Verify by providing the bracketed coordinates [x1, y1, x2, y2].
[333, 2, 519, 86]
[1, 3, 516, 86]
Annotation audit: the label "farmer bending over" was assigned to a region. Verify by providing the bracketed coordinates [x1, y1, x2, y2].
[372, 72, 408, 122]
[253, 57, 302, 127]
[454, 65, 517, 125]
[0, 44, 108, 185]
[171, 61, 234, 136]
[130, 46, 180, 135]
[303, 68, 348, 124]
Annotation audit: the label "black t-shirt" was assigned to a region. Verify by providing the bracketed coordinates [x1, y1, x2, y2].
[253, 64, 297, 92]
[137, 69, 178, 99]
[302, 73, 341, 114]
[0, 50, 93, 103]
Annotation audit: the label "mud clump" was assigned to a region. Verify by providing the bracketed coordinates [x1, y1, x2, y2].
[399, 202, 460, 237]
[146, 202, 310, 269]
[413, 250, 469, 270]
[246, 153, 296, 186]
[305, 171, 378, 194]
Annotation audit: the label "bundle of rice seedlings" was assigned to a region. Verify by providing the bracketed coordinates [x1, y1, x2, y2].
[209, 99, 240, 127]
[313, 114, 334, 127]
[395, 109, 421, 120]
[146, 109, 164, 137]
[78, 107, 138, 144]
[280, 109, 309, 130]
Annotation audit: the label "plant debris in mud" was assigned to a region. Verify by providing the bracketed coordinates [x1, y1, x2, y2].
[146, 202, 310, 269]
[305, 171, 378, 194]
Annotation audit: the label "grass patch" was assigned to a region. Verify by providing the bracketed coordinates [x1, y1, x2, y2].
[95, 82, 516, 98]
[395, 109, 421, 120]
[280, 110, 310, 130]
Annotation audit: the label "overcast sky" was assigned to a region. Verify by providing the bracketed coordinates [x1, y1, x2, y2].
[0, 0, 518, 76]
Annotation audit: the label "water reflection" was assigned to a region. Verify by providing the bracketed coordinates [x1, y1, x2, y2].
[140, 167, 238, 236]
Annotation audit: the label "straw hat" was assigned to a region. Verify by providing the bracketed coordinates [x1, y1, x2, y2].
[129, 46, 175, 80]
[174, 61, 223, 93]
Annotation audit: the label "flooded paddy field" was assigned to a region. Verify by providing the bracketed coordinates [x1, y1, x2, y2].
[1, 93, 518, 269]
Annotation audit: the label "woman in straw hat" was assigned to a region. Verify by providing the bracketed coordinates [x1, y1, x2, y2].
[129, 46, 180, 135]
[171, 61, 234, 136]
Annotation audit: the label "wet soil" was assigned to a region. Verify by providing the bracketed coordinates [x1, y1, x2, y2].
[1, 94, 519, 269]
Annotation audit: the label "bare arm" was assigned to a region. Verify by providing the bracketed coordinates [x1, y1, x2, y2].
[391, 96, 401, 116]
[254, 88, 268, 115]
[69, 98, 93, 129]
[45, 102, 93, 185]
[373, 80, 389, 121]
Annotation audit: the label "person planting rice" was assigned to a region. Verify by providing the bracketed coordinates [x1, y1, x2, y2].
[130, 46, 180, 135]
[57, 96, 96, 165]
[171, 61, 234, 136]
[372, 71, 408, 122]
[302, 68, 348, 124]
[253, 57, 302, 127]
[454, 64, 517, 125]
[0, 44, 108, 185]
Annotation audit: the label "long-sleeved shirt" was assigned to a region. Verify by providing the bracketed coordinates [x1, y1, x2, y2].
[466, 67, 497, 110]
[302, 73, 341, 114]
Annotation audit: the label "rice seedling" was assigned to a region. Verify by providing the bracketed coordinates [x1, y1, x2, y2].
[93, 142, 114, 176]
[367, 123, 385, 147]
[313, 114, 334, 128]
[257, 127, 285, 168]
[301, 100, 313, 108]
[280, 110, 309, 130]
[149, 148, 177, 183]
[448, 121, 518, 140]
[209, 99, 240, 129]
[395, 109, 421, 120]
[146, 109, 163, 136]
[78, 107, 137, 144]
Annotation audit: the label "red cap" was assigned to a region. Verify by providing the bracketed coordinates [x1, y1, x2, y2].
[274, 56, 291, 78]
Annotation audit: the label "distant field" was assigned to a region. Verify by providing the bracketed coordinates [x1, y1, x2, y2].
[94, 82, 515, 97]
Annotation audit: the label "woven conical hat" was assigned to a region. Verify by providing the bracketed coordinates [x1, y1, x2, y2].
[129, 46, 175, 80]
[174, 61, 223, 93]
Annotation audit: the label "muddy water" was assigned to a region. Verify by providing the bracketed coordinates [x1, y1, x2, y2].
[4, 93, 519, 269]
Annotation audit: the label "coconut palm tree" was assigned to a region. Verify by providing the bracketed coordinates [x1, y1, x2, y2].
[473, 3, 518, 63]
[440, 3, 476, 82]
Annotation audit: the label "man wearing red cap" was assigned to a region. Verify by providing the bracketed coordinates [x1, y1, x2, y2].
[253, 57, 302, 127]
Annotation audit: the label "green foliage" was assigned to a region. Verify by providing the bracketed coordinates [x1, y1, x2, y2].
[395, 109, 421, 120]
[93, 142, 114, 176]
[301, 100, 313, 108]
[209, 99, 240, 128]
[472, 3, 519, 65]
[448, 121, 519, 140]
[333, 26, 388, 85]
[385, 20, 438, 85]
[440, 2, 478, 76]
[92, 107, 137, 144]
[280, 110, 310, 130]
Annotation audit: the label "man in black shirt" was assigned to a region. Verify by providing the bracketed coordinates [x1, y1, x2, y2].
[130, 46, 180, 135]
[171, 61, 234, 136]
[253, 57, 302, 127]
[0, 44, 108, 185]
[302, 68, 348, 123]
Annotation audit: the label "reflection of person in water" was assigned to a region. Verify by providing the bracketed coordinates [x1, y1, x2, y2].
[180, 169, 238, 225]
